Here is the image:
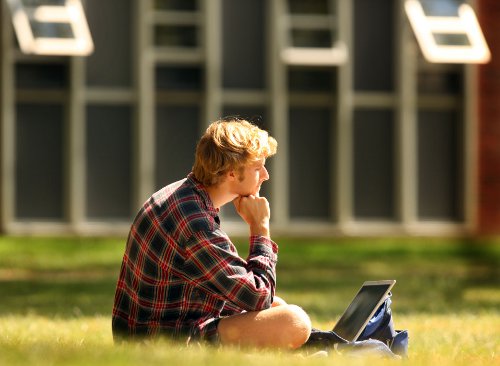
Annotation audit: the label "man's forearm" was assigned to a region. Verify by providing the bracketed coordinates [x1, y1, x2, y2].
[250, 223, 270, 238]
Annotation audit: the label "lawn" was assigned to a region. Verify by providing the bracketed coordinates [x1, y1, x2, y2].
[0, 236, 499, 365]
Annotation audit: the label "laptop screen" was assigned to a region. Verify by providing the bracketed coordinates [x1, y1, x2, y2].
[332, 280, 395, 342]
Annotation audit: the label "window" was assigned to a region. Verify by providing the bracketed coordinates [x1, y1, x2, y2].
[155, 106, 200, 189]
[281, 0, 347, 66]
[15, 104, 65, 219]
[85, 0, 132, 87]
[16, 62, 68, 89]
[86, 106, 133, 219]
[354, 0, 395, 91]
[417, 110, 463, 220]
[222, 0, 266, 89]
[353, 110, 395, 219]
[6, 0, 94, 55]
[289, 108, 334, 219]
[405, 0, 490, 63]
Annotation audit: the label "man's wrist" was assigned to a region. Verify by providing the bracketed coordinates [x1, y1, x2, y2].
[250, 224, 270, 238]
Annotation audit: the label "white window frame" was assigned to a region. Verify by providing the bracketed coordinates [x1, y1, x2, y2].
[5, 0, 94, 56]
[405, 0, 490, 64]
[280, 0, 348, 66]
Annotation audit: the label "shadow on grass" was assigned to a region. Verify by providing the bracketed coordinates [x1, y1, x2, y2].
[273, 237, 500, 320]
[0, 236, 498, 320]
[0, 268, 118, 318]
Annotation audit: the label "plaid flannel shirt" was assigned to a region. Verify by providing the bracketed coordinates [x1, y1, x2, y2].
[112, 173, 278, 342]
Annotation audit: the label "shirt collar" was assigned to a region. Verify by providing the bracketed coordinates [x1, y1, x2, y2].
[186, 172, 220, 217]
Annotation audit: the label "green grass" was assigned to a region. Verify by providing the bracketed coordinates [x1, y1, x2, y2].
[0, 236, 499, 365]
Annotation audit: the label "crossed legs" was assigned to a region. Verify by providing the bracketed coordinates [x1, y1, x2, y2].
[217, 297, 312, 349]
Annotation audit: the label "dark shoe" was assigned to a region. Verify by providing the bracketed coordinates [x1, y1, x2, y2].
[303, 328, 349, 349]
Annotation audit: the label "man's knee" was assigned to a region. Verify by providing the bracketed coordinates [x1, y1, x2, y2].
[281, 305, 312, 349]
[218, 303, 312, 349]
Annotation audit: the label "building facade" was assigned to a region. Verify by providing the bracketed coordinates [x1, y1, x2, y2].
[1, 0, 499, 236]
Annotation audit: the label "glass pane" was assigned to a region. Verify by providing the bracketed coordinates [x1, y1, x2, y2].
[29, 21, 73, 38]
[287, 0, 332, 14]
[353, 109, 395, 219]
[288, 67, 337, 92]
[155, 106, 200, 190]
[86, 0, 132, 87]
[15, 104, 64, 219]
[354, 0, 394, 91]
[154, 25, 198, 47]
[289, 108, 333, 219]
[417, 63, 463, 95]
[156, 66, 203, 91]
[16, 63, 68, 89]
[222, 0, 266, 89]
[417, 110, 463, 220]
[154, 0, 198, 11]
[291, 29, 333, 48]
[433, 33, 470, 46]
[86, 106, 133, 219]
[419, 0, 462, 16]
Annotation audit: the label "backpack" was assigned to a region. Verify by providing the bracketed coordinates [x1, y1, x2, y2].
[358, 294, 409, 357]
[304, 294, 409, 358]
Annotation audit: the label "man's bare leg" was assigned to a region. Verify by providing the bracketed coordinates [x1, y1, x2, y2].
[217, 303, 311, 349]
[271, 295, 287, 307]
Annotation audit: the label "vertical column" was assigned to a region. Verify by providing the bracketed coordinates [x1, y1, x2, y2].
[336, 0, 353, 230]
[135, 0, 155, 207]
[0, 1, 15, 233]
[464, 0, 479, 233]
[396, 0, 417, 231]
[68, 55, 86, 232]
[464, 62, 477, 233]
[203, 0, 222, 128]
[269, 0, 289, 226]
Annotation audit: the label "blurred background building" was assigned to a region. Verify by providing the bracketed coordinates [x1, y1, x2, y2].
[0, 0, 499, 237]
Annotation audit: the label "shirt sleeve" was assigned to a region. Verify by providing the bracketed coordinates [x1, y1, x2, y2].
[220, 301, 243, 316]
[179, 229, 278, 312]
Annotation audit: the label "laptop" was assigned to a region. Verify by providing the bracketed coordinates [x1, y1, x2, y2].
[332, 280, 396, 342]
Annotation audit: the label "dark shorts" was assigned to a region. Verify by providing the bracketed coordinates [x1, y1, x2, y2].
[112, 317, 222, 345]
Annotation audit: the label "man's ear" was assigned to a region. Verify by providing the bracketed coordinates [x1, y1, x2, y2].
[226, 170, 237, 181]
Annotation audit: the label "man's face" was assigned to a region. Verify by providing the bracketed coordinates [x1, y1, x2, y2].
[232, 158, 269, 197]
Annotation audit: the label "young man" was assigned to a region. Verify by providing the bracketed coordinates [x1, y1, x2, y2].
[112, 118, 312, 349]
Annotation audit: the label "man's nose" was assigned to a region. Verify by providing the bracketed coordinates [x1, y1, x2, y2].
[261, 166, 269, 181]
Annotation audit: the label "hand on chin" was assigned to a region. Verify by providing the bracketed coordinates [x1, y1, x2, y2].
[239, 187, 260, 198]
[249, 188, 261, 197]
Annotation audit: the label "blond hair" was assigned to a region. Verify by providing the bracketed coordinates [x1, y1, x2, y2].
[192, 118, 277, 186]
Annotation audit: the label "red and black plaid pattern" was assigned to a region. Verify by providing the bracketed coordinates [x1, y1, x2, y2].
[112, 173, 278, 342]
